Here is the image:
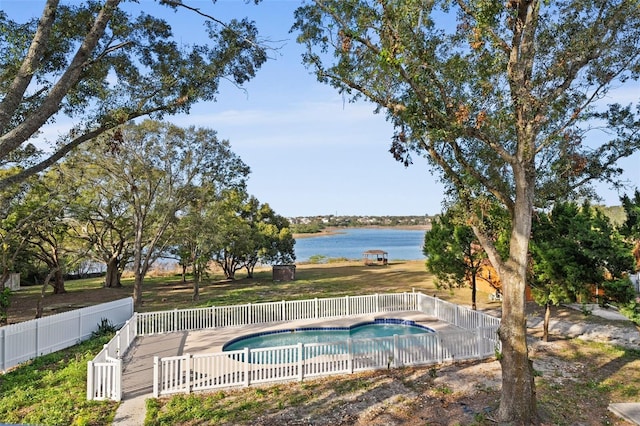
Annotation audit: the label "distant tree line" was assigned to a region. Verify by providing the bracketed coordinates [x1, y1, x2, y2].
[0, 121, 295, 321]
[290, 215, 432, 233]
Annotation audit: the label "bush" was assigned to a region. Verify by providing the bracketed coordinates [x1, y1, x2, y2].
[620, 301, 640, 325]
[307, 255, 328, 264]
[602, 277, 635, 304]
[91, 318, 116, 338]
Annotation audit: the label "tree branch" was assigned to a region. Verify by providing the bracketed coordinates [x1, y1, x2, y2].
[0, 0, 59, 134]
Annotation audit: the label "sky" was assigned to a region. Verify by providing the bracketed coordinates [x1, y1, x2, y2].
[3, 0, 639, 218]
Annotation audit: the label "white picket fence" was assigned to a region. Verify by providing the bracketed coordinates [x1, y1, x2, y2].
[1, 297, 133, 372]
[145, 293, 501, 398]
[87, 312, 137, 400]
[135, 293, 424, 335]
[153, 326, 498, 396]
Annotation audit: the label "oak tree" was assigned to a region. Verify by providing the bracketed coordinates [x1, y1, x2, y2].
[0, 0, 267, 188]
[77, 120, 249, 306]
[293, 1, 640, 422]
[59, 147, 135, 289]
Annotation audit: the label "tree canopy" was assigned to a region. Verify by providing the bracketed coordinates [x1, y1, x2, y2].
[293, 0, 640, 422]
[423, 209, 486, 310]
[620, 190, 640, 271]
[0, 0, 267, 188]
[530, 201, 634, 340]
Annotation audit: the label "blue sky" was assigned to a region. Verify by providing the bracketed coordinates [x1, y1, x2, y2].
[4, 0, 640, 217]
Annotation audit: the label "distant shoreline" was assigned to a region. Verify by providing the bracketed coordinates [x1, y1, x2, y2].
[293, 225, 430, 239]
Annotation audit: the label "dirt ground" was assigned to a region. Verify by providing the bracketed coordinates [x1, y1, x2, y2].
[235, 313, 640, 426]
[6, 283, 132, 324]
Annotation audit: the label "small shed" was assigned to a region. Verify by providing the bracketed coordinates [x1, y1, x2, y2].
[272, 264, 296, 281]
[1, 273, 20, 290]
[363, 250, 388, 266]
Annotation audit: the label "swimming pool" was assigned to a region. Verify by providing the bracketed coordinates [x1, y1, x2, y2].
[223, 318, 434, 352]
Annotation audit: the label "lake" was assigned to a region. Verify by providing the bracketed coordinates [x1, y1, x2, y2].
[294, 228, 427, 262]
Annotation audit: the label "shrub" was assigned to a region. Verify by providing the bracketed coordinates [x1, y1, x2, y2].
[91, 318, 116, 338]
[602, 278, 635, 304]
[307, 255, 328, 264]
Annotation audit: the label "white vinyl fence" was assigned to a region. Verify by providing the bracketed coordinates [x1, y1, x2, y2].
[1, 297, 133, 372]
[87, 312, 137, 400]
[136, 293, 422, 336]
[153, 327, 498, 396]
[145, 292, 501, 398]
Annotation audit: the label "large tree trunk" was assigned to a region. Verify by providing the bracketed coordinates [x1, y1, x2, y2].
[471, 273, 477, 310]
[543, 302, 551, 342]
[51, 267, 65, 294]
[36, 267, 59, 318]
[497, 267, 537, 424]
[192, 264, 200, 302]
[104, 257, 122, 288]
[495, 168, 537, 424]
[132, 244, 143, 306]
[133, 271, 143, 306]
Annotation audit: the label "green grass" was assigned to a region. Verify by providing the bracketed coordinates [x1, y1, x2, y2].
[0, 334, 118, 426]
[5, 260, 640, 425]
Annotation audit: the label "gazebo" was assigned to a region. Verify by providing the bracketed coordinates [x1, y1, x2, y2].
[362, 249, 388, 266]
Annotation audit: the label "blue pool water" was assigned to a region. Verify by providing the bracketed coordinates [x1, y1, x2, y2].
[223, 319, 434, 352]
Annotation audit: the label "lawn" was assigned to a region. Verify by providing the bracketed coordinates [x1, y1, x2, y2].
[7, 260, 487, 324]
[2, 260, 639, 425]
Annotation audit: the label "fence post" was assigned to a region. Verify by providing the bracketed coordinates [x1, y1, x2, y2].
[244, 348, 250, 386]
[314, 298, 318, 319]
[345, 295, 349, 316]
[347, 338, 353, 373]
[375, 293, 379, 313]
[78, 309, 83, 342]
[153, 356, 159, 397]
[476, 328, 484, 359]
[115, 358, 122, 401]
[298, 343, 304, 382]
[173, 308, 178, 333]
[115, 331, 121, 358]
[281, 300, 286, 322]
[247, 303, 252, 325]
[393, 334, 399, 368]
[87, 361, 94, 400]
[35, 320, 39, 358]
[1, 327, 5, 372]
[184, 354, 191, 394]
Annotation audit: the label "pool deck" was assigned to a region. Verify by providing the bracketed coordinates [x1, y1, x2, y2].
[112, 311, 459, 425]
[111, 312, 640, 425]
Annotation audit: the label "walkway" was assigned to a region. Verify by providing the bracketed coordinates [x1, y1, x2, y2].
[112, 312, 456, 425]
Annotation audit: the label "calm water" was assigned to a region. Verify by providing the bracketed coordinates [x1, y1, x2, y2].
[294, 228, 426, 262]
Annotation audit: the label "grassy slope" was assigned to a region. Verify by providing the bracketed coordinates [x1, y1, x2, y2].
[0, 335, 119, 426]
